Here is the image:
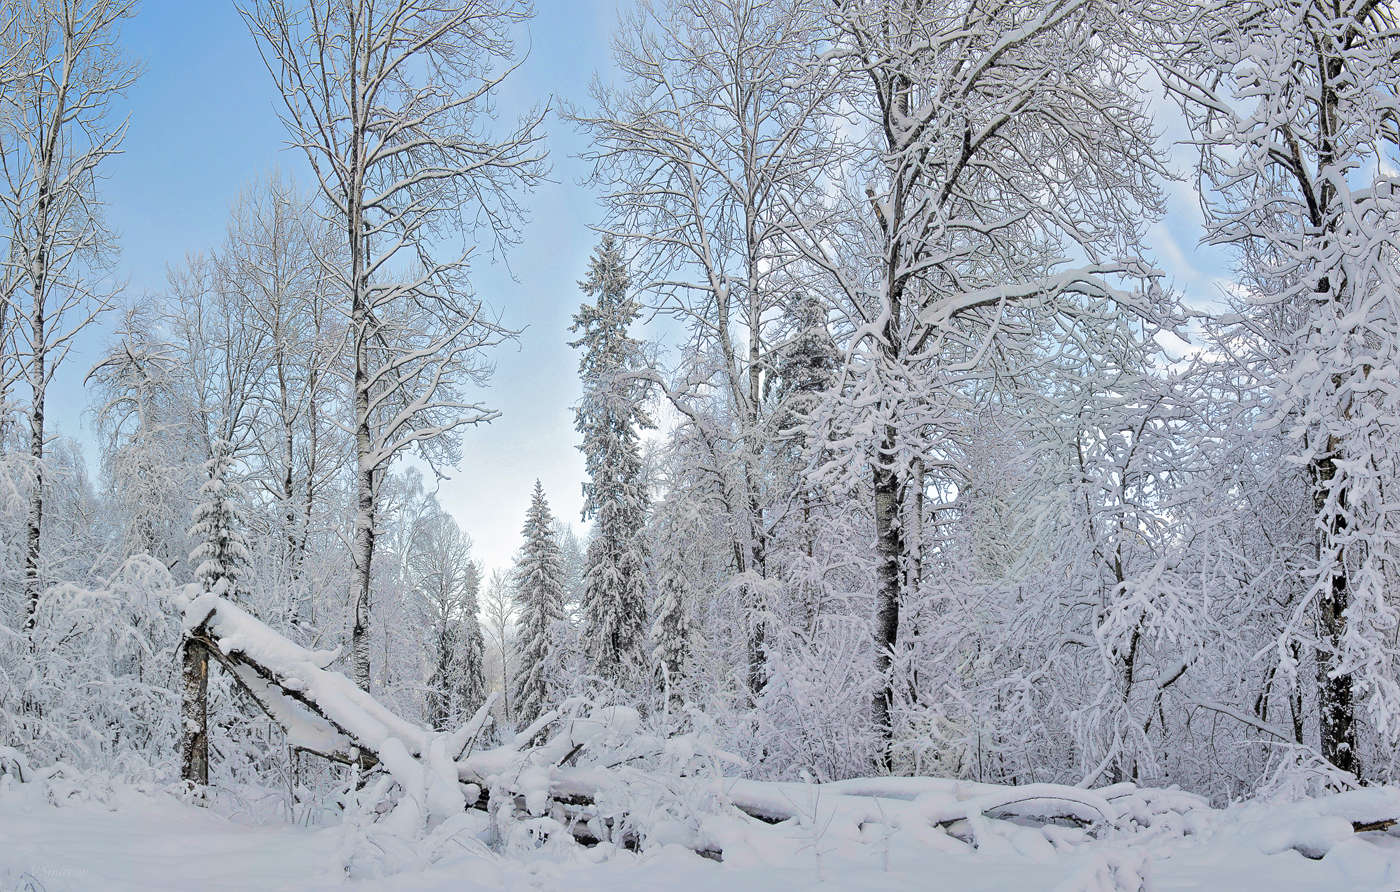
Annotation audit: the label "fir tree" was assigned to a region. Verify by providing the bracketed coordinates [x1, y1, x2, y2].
[770, 293, 837, 437]
[417, 507, 488, 730]
[650, 546, 689, 699]
[188, 440, 249, 600]
[510, 480, 566, 725]
[570, 235, 652, 684]
[458, 560, 488, 717]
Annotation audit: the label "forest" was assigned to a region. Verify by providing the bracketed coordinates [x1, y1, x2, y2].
[3, 0, 1400, 889]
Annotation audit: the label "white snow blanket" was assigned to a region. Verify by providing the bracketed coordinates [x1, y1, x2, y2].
[70, 594, 1392, 890]
[4, 774, 1400, 891]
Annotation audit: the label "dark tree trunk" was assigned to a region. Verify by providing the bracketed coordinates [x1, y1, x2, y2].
[180, 636, 210, 796]
[22, 176, 50, 632]
[1315, 450, 1359, 780]
[871, 431, 903, 771]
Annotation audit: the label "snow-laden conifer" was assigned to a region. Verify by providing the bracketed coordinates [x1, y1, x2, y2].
[650, 543, 690, 699]
[188, 440, 250, 600]
[510, 480, 566, 725]
[571, 235, 651, 685]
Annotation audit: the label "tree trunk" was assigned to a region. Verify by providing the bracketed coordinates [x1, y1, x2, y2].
[296, 357, 321, 588]
[350, 325, 374, 693]
[1313, 450, 1359, 779]
[277, 350, 298, 578]
[348, 55, 373, 690]
[22, 224, 47, 632]
[745, 233, 767, 697]
[1307, 29, 1359, 784]
[0, 295, 12, 447]
[871, 430, 903, 771]
[746, 528, 767, 697]
[180, 636, 210, 796]
[22, 346, 44, 630]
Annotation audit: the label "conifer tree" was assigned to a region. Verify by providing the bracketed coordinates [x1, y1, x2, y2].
[182, 438, 249, 797]
[571, 235, 652, 684]
[457, 560, 488, 718]
[413, 503, 487, 729]
[188, 440, 250, 600]
[650, 544, 689, 699]
[510, 480, 566, 725]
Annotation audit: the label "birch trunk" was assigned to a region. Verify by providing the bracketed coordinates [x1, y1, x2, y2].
[871, 432, 903, 770]
[180, 636, 210, 795]
[21, 107, 53, 632]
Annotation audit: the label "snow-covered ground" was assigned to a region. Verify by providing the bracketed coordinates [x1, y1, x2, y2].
[5, 781, 1400, 891]
[6, 598, 1389, 891]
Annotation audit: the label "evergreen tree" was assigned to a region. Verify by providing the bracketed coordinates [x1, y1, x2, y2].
[458, 560, 488, 718]
[510, 480, 566, 725]
[571, 235, 652, 685]
[413, 502, 487, 729]
[650, 538, 689, 699]
[769, 293, 838, 439]
[188, 440, 250, 600]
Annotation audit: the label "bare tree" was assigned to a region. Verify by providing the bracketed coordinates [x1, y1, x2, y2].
[87, 303, 202, 568]
[239, 0, 548, 690]
[408, 502, 484, 729]
[0, 0, 137, 627]
[812, 0, 1169, 768]
[481, 567, 514, 729]
[214, 174, 343, 586]
[573, 0, 843, 696]
[0, 7, 31, 447]
[1157, 0, 1400, 780]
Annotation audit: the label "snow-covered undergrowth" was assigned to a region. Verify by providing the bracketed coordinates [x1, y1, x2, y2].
[114, 592, 1400, 890]
[5, 756, 1400, 891]
[9, 593, 1400, 890]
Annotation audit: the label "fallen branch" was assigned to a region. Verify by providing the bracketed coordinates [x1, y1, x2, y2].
[177, 593, 1213, 863]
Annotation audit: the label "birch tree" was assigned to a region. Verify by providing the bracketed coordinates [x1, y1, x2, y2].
[87, 304, 203, 569]
[240, 0, 548, 690]
[481, 567, 514, 728]
[214, 174, 343, 585]
[0, 0, 137, 626]
[0, 9, 23, 444]
[410, 501, 486, 729]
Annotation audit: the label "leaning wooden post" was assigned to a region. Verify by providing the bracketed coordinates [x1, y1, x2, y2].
[180, 629, 210, 798]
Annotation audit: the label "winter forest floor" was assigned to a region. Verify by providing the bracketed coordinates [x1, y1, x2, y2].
[5, 781, 1400, 891]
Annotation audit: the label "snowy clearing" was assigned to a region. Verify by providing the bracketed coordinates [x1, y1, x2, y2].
[4, 781, 1400, 891]
[9, 2, 1400, 891]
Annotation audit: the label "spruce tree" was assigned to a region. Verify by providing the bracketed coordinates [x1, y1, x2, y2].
[417, 509, 488, 729]
[510, 480, 566, 725]
[188, 440, 249, 600]
[182, 439, 249, 796]
[456, 560, 488, 720]
[570, 235, 651, 685]
[650, 547, 689, 699]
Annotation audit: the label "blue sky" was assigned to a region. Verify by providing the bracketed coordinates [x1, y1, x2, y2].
[53, 0, 622, 575]
[48, 0, 1232, 576]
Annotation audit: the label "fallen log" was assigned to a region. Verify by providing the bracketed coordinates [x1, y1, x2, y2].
[177, 592, 1212, 863]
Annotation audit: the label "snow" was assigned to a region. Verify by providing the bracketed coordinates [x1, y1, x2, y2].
[159, 591, 1400, 890]
[187, 593, 430, 759]
[6, 780, 1400, 891]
